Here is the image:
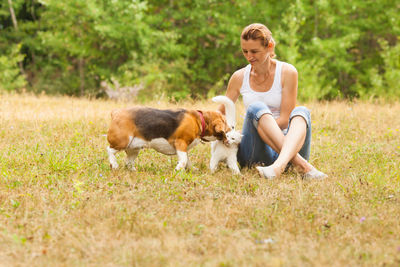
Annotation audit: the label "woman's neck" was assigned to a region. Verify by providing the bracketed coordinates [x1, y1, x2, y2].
[251, 58, 275, 76]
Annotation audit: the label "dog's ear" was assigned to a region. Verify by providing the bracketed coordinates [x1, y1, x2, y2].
[213, 119, 228, 140]
[213, 120, 224, 133]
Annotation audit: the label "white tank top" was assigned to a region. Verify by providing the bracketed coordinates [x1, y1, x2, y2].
[240, 60, 285, 119]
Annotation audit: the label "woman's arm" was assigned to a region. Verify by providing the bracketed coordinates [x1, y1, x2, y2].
[218, 69, 244, 114]
[277, 63, 298, 130]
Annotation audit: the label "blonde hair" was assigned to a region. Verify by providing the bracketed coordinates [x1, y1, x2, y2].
[241, 23, 276, 58]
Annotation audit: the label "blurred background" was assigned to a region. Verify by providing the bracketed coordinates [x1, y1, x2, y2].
[1, 0, 399, 101]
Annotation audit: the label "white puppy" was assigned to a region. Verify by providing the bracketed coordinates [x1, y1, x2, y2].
[209, 96, 242, 174]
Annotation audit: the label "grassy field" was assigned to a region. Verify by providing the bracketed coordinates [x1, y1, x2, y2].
[0, 93, 399, 266]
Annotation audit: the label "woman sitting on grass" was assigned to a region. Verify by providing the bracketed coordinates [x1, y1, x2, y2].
[219, 23, 327, 179]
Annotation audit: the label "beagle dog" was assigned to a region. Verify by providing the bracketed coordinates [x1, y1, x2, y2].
[106, 107, 229, 171]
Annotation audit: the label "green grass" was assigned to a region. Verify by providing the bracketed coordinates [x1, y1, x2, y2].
[0, 94, 399, 266]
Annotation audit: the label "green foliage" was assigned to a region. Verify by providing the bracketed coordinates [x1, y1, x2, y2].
[380, 39, 400, 96]
[34, 0, 157, 95]
[358, 38, 400, 99]
[145, 0, 248, 98]
[0, 44, 26, 91]
[0, 0, 399, 100]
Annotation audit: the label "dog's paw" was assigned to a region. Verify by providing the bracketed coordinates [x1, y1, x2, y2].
[126, 163, 136, 171]
[209, 164, 218, 173]
[110, 162, 119, 169]
[175, 163, 186, 171]
[232, 169, 241, 175]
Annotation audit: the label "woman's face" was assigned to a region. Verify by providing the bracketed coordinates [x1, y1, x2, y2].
[240, 38, 270, 66]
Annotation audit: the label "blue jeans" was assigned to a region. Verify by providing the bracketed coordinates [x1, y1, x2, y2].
[237, 101, 312, 168]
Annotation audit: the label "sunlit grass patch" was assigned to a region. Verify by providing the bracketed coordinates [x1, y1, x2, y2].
[0, 94, 399, 266]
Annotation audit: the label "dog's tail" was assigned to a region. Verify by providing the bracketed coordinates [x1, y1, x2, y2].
[212, 95, 236, 128]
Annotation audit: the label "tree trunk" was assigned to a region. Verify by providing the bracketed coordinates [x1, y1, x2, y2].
[8, 0, 18, 29]
[8, 0, 27, 79]
[79, 58, 85, 96]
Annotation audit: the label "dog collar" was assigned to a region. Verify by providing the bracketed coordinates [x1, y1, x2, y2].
[197, 110, 206, 138]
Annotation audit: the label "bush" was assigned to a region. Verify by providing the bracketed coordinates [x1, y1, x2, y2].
[0, 44, 26, 92]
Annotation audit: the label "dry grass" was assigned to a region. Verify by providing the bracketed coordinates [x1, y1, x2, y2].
[0, 93, 399, 266]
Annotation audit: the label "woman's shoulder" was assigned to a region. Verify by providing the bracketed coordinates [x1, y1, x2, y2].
[227, 66, 247, 95]
[232, 64, 251, 81]
[279, 61, 298, 89]
[279, 61, 297, 75]
[230, 66, 247, 83]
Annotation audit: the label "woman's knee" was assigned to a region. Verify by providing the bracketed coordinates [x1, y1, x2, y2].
[290, 106, 311, 128]
[289, 106, 312, 160]
[246, 101, 272, 127]
[247, 101, 270, 116]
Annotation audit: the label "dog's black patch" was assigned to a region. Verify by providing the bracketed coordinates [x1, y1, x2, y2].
[134, 108, 187, 140]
